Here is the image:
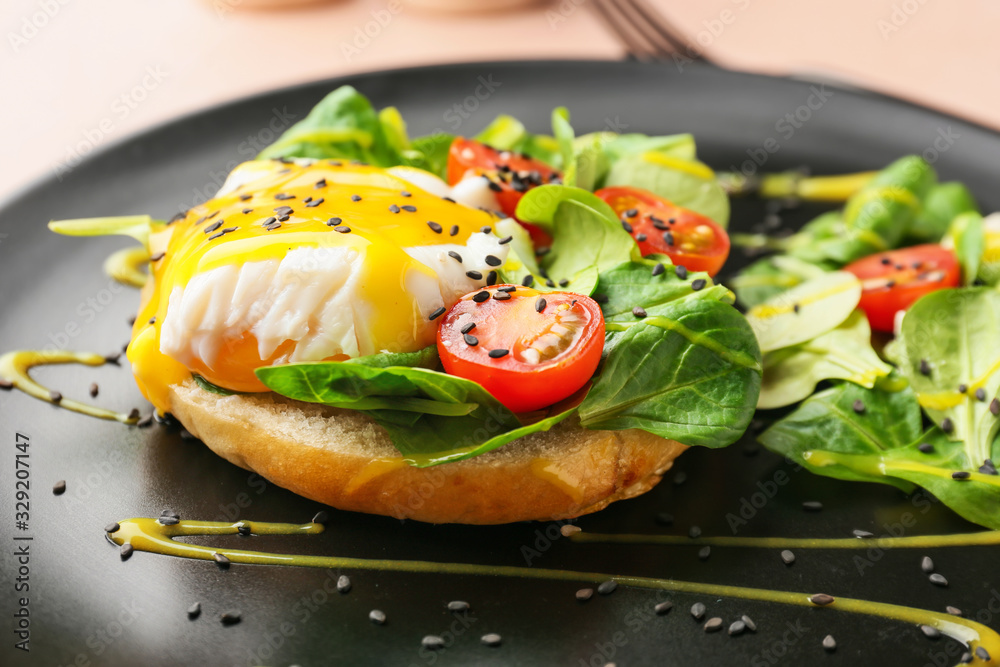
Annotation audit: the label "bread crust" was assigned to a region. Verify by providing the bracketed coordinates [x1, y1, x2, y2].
[169, 379, 687, 524]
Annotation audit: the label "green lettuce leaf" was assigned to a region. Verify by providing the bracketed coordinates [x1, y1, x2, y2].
[757, 311, 892, 409]
[258, 86, 401, 166]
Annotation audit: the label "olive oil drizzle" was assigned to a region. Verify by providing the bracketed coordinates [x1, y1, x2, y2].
[0, 350, 137, 423]
[112, 518, 1000, 664]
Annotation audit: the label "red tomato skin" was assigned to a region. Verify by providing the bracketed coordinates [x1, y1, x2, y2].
[595, 186, 730, 276]
[446, 138, 559, 245]
[844, 244, 961, 332]
[436, 287, 604, 413]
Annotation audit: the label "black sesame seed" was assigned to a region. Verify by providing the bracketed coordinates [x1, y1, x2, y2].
[158, 516, 179, 526]
[522, 274, 535, 288]
[652, 263, 665, 277]
[427, 221, 442, 233]
[918, 442, 934, 453]
[460, 322, 477, 334]
[265, 222, 282, 231]
[449, 224, 459, 236]
[0, 378, 13, 390]
[443, 196, 456, 203]
[576, 588, 594, 602]
[691, 278, 707, 291]
[487, 180, 503, 193]
[489, 349, 509, 359]
[388, 204, 400, 214]
[399, 190, 411, 197]
[979, 459, 998, 475]
[802, 501, 823, 512]
[498, 285, 516, 293]
[137, 413, 154, 428]
[976, 387, 987, 402]
[919, 359, 932, 376]
[214, 552, 231, 567]
[127, 408, 141, 420]
[959, 383, 968, 393]
[921, 556, 935, 573]
[149, 251, 165, 262]
[148, 316, 157, 325]
[337, 575, 351, 593]
[473, 291, 490, 303]
[809, 593, 835, 606]
[781, 549, 796, 565]
[691, 603, 706, 619]
[401, 205, 417, 212]
[852, 529, 874, 538]
[663, 231, 675, 246]
[991, 398, 1000, 416]
[929, 573, 949, 587]
[466, 270, 483, 280]
[656, 512, 674, 526]
[273, 205, 293, 216]
[704, 617, 723, 633]
[422, 635, 445, 650]
[481, 633, 502, 647]
[315, 179, 327, 189]
[597, 580, 618, 595]
[220, 611, 241, 625]
[498, 235, 513, 245]
[187, 602, 201, 619]
[675, 265, 688, 279]
[493, 292, 511, 301]
[636, 233, 647, 242]
[428, 307, 447, 321]
[633, 306, 647, 318]
[545, 279, 555, 288]
[52, 480, 66, 494]
[351, 195, 362, 202]
[204, 221, 223, 234]
[485, 255, 502, 267]
[650, 216, 667, 230]
[208, 230, 227, 241]
[275, 193, 295, 200]
[120, 543, 134, 560]
[852, 399, 866, 414]
[558, 278, 569, 287]
[535, 297, 547, 313]
[463, 334, 478, 346]
[536, 246, 551, 256]
[262, 216, 277, 226]
[952, 471, 971, 480]
[941, 418, 954, 433]
[334, 226, 351, 234]
[237, 523, 251, 536]
[369, 609, 386, 625]
[447, 251, 463, 263]
[654, 601, 673, 615]
[688, 525, 702, 538]
[105, 522, 120, 534]
[698, 546, 711, 561]
[621, 220, 633, 233]
[976, 647, 991, 661]
[823, 635, 837, 652]
[728, 620, 746, 636]
[487, 271, 498, 286]
[306, 198, 324, 208]
[50, 390, 63, 403]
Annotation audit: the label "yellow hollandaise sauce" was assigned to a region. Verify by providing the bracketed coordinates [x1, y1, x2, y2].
[127, 160, 499, 412]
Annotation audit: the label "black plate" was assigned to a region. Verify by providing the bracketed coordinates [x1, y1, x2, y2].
[2, 61, 998, 667]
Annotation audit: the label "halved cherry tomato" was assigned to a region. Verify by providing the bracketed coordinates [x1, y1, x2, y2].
[447, 138, 560, 246]
[595, 186, 730, 276]
[436, 286, 604, 413]
[844, 244, 960, 332]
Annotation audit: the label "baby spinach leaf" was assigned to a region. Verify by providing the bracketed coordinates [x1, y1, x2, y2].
[595, 132, 696, 164]
[943, 211, 984, 285]
[731, 255, 829, 310]
[579, 294, 762, 449]
[258, 86, 401, 166]
[475, 114, 527, 150]
[745, 271, 862, 353]
[595, 257, 730, 323]
[344, 346, 439, 370]
[603, 150, 730, 227]
[907, 181, 978, 243]
[759, 382, 1000, 529]
[515, 184, 639, 293]
[894, 287, 1000, 468]
[193, 374, 239, 396]
[757, 311, 892, 409]
[403, 132, 455, 179]
[758, 381, 923, 491]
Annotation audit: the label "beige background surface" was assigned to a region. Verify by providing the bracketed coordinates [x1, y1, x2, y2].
[3, 0, 996, 199]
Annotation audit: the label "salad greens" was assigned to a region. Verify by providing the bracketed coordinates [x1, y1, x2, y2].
[246, 85, 761, 467]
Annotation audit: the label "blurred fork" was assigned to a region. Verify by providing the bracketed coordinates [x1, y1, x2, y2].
[590, 0, 714, 64]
